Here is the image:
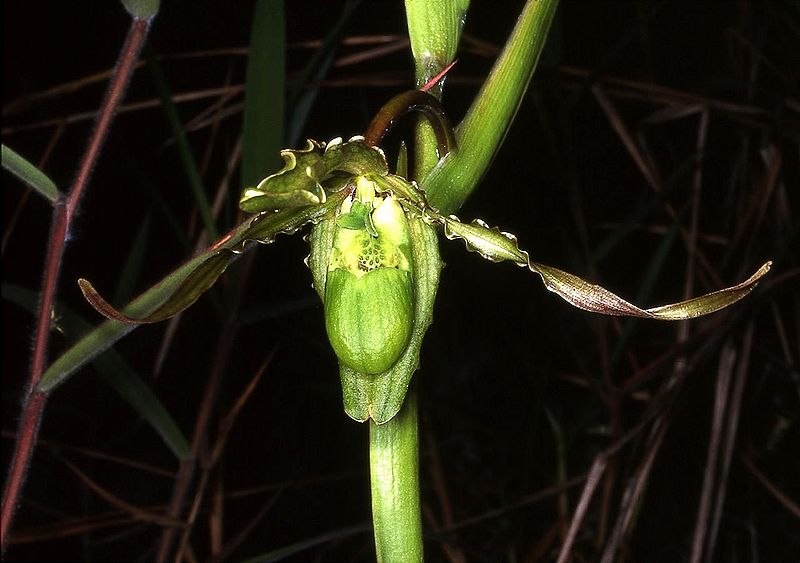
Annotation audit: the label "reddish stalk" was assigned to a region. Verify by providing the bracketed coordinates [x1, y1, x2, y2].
[0, 16, 152, 552]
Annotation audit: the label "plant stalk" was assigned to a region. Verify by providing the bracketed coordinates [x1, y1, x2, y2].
[0, 16, 152, 552]
[369, 390, 423, 562]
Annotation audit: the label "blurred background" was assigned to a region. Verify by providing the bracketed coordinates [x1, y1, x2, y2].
[3, 1, 798, 561]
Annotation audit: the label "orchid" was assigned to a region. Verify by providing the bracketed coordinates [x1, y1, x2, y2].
[3, 0, 779, 561]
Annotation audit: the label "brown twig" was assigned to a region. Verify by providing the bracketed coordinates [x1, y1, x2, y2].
[689, 343, 736, 563]
[0, 17, 152, 552]
[556, 454, 608, 563]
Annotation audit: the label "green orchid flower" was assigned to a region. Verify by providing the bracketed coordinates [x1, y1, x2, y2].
[80, 89, 771, 425]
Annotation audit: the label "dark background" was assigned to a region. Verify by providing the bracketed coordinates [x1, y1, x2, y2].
[3, 1, 798, 561]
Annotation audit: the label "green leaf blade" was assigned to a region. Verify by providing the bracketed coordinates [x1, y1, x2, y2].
[242, 0, 286, 186]
[421, 0, 560, 214]
[3, 283, 189, 459]
[2, 144, 60, 204]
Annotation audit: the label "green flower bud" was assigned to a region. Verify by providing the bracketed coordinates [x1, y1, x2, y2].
[324, 177, 414, 375]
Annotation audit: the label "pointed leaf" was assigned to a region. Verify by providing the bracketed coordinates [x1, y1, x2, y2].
[4, 283, 189, 458]
[421, 0, 559, 214]
[149, 50, 217, 240]
[2, 144, 60, 204]
[286, 1, 361, 146]
[242, 0, 286, 186]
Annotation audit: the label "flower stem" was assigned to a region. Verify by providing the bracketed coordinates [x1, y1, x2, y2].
[369, 389, 423, 562]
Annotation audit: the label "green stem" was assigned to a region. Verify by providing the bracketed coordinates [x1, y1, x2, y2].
[369, 390, 423, 562]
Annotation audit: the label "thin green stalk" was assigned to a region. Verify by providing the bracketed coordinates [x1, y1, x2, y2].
[369, 391, 423, 562]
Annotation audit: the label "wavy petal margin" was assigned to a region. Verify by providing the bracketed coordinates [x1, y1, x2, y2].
[80, 190, 348, 324]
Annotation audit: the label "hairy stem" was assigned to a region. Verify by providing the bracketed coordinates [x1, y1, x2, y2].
[1, 16, 152, 552]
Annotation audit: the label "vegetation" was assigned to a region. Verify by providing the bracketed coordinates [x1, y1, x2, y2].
[3, 1, 796, 561]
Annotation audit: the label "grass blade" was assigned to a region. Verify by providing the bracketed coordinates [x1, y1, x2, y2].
[148, 49, 218, 240]
[3, 283, 190, 460]
[242, 0, 285, 186]
[1, 144, 60, 204]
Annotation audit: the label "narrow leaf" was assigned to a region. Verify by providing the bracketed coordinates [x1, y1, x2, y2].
[3, 283, 189, 458]
[148, 49, 217, 240]
[421, 0, 560, 214]
[286, 0, 361, 146]
[121, 0, 160, 19]
[112, 213, 152, 305]
[243, 0, 286, 186]
[2, 144, 60, 204]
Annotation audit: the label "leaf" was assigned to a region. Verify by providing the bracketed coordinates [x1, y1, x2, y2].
[420, 0, 560, 214]
[121, 0, 160, 19]
[112, 213, 152, 305]
[3, 284, 189, 459]
[2, 144, 60, 204]
[243, 0, 286, 186]
[240, 137, 387, 214]
[286, 0, 361, 146]
[433, 212, 771, 320]
[148, 48, 217, 240]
